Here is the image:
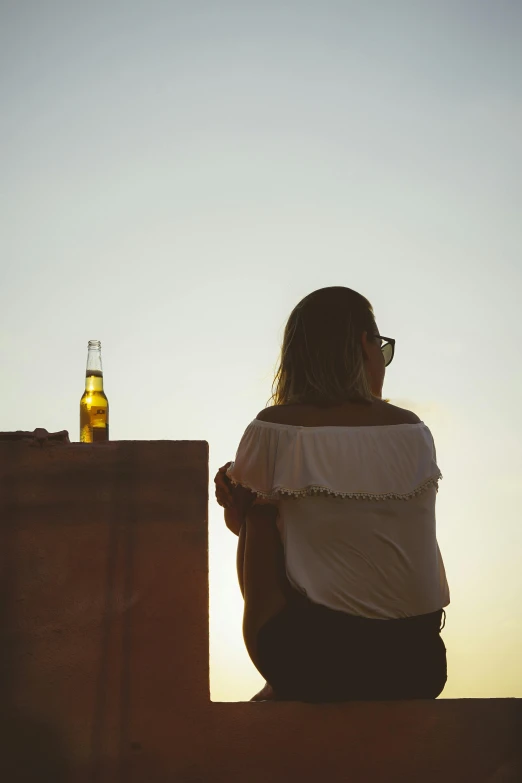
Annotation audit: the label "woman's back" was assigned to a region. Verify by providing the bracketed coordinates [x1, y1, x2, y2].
[227, 400, 449, 620]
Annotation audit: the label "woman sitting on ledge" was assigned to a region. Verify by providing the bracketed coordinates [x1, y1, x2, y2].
[214, 285, 449, 703]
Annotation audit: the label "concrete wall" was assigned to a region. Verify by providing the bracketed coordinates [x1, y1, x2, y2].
[0, 440, 520, 783]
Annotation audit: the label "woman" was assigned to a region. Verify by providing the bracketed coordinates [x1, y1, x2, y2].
[215, 286, 449, 703]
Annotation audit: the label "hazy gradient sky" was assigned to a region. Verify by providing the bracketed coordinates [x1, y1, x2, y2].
[1, 0, 521, 701]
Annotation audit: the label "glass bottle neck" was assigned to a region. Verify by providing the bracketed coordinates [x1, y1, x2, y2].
[85, 342, 104, 391]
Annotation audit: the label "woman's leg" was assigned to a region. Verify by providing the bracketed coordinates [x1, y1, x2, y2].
[240, 505, 295, 673]
[236, 522, 246, 599]
[236, 519, 276, 700]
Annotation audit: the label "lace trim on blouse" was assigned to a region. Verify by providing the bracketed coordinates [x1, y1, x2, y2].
[227, 471, 442, 501]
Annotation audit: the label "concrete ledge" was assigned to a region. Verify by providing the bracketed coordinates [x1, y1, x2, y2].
[206, 700, 521, 783]
[0, 440, 520, 783]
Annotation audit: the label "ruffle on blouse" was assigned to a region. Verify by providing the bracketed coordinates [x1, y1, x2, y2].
[225, 419, 442, 502]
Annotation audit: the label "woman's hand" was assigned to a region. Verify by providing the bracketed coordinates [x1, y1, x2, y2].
[214, 462, 256, 535]
[214, 462, 235, 507]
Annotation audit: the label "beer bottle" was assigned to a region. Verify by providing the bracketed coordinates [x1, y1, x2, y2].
[80, 340, 109, 443]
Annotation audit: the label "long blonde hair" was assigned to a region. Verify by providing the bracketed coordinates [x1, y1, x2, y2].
[266, 286, 383, 408]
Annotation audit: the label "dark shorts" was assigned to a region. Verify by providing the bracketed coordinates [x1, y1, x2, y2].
[256, 598, 447, 703]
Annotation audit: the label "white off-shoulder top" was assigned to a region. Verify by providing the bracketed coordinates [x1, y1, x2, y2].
[226, 419, 450, 620]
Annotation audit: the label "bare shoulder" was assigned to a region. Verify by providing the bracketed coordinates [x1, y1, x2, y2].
[380, 401, 422, 425]
[256, 401, 421, 427]
[255, 404, 310, 423]
[255, 405, 289, 422]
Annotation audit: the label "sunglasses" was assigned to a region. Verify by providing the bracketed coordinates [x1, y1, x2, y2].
[375, 334, 395, 367]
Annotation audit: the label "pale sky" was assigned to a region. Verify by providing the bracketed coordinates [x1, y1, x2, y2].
[1, 0, 521, 701]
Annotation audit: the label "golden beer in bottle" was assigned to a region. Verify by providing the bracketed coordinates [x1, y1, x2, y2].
[80, 340, 109, 443]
